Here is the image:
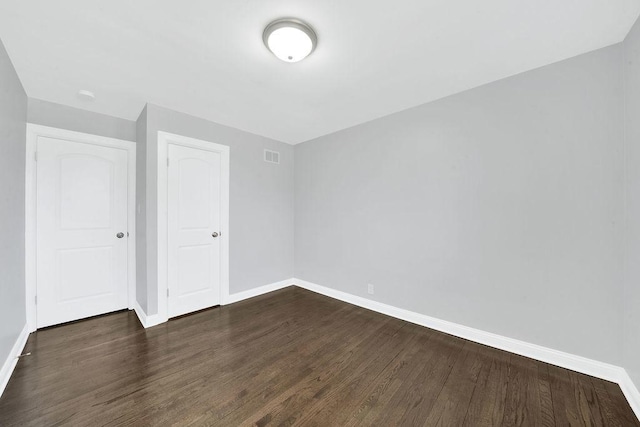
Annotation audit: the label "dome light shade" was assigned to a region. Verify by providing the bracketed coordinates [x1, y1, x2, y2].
[263, 19, 317, 63]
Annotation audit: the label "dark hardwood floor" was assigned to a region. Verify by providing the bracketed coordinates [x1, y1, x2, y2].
[0, 287, 637, 426]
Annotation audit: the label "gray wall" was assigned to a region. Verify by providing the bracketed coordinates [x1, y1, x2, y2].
[27, 98, 136, 142]
[295, 45, 625, 365]
[140, 104, 294, 315]
[135, 106, 148, 312]
[0, 39, 27, 367]
[624, 17, 640, 389]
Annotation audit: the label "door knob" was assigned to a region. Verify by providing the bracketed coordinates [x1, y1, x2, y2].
[116, 232, 125, 239]
[212, 232, 219, 238]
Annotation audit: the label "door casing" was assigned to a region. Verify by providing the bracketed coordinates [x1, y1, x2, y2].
[157, 131, 230, 324]
[25, 124, 136, 332]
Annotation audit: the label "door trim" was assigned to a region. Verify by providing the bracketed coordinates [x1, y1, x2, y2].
[157, 131, 230, 323]
[25, 124, 136, 332]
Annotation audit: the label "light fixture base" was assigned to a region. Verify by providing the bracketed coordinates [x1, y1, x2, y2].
[77, 90, 96, 101]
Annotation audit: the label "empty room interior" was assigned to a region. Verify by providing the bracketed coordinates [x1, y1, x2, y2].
[2, 1, 640, 425]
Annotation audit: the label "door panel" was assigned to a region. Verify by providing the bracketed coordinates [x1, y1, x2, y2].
[36, 137, 129, 328]
[178, 244, 213, 295]
[59, 155, 113, 229]
[57, 246, 114, 302]
[168, 144, 221, 318]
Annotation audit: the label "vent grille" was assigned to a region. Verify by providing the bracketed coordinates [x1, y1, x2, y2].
[264, 149, 280, 164]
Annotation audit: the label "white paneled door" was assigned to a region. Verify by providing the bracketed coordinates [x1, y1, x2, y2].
[167, 143, 222, 318]
[36, 136, 129, 328]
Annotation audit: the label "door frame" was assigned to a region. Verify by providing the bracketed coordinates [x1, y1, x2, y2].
[157, 131, 230, 323]
[25, 124, 137, 332]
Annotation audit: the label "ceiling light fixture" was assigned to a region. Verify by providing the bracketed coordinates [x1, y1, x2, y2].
[263, 18, 317, 63]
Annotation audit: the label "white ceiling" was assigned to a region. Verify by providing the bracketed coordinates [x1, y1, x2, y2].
[0, 1, 638, 144]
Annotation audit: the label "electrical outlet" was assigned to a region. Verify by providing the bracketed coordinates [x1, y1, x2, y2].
[367, 284, 374, 295]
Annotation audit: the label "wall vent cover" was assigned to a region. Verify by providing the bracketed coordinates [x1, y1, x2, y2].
[264, 149, 280, 164]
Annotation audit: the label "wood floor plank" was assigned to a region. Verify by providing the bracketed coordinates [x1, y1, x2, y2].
[421, 341, 486, 426]
[548, 364, 585, 426]
[573, 371, 606, 426]
[275, 321, 415, 425]
[209, 311, 395, 425]
[372, 330, 467, 425]
[346, 329, 434, 426]
[589, 377, 625, 427]
[536, 361, 556, 427]
[133, 294, 377, 425]
[227, 317, 398, 426]
[461, 346, 510, 426]
[0, 287, 637, 426]
[600, 380, 640, 426]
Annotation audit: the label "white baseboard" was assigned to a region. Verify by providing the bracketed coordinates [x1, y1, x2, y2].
[620, 371, 640, 420]
[223, 279, 293, 305]
[134, 301, 164, 329]
[133, 279, 294, 328]
[293, 278, 640, 420]
[0, 324, 30, 398]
